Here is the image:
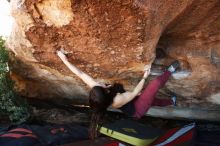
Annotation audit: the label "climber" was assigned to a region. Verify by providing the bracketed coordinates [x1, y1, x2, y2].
[57, 49, 179, 139]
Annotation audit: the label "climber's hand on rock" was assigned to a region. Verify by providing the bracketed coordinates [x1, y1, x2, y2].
[98, 82, 112, 88]
[104, 84, 112, 88]
[144, 64, 151, 71]
[57, 50, 67, 60]
[143, 69, 151, 79]
[143, 65, 151, 79]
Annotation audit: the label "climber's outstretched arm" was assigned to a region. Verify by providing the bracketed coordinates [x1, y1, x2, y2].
[57, 50, 101, 88]
[111, 66, 151, 108]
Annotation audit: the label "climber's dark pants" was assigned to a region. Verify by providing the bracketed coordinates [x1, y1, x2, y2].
[120, 71, 172, 119]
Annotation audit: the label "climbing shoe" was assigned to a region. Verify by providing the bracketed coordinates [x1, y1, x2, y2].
[171, 96, 177, 106]
[167, 60, 180, 73]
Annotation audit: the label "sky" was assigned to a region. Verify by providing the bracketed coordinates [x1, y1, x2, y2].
[0, 0, 14, 37]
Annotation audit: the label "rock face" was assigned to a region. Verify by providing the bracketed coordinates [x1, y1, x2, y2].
[7, 0, 220, 109]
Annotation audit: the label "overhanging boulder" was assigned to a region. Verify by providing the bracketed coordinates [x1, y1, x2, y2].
[6, 0, 220, 118]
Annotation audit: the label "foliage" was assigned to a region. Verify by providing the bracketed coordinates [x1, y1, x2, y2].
[0, 36, 30, 123]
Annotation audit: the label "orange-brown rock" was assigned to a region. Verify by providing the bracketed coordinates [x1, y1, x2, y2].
[6, 0, 220, 111]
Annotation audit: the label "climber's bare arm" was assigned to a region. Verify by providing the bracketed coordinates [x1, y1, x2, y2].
[111, 66, 151, 108]
[57, 50, 101, 88]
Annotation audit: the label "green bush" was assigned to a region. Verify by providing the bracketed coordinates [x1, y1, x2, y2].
[0, 36, 30, 123]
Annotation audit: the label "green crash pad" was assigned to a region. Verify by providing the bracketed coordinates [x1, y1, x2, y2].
[100, 119, 162, 146]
